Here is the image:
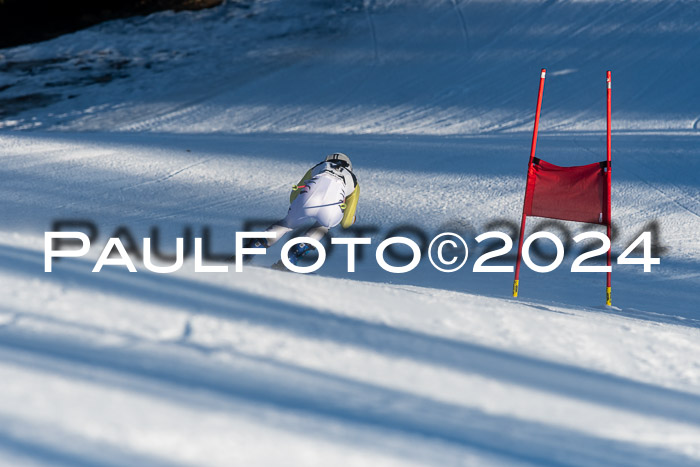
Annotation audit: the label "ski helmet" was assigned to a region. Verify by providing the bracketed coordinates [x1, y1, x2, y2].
[325, 152, 352, 171]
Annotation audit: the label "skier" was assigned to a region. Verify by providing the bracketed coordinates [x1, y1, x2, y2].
[246, 153, 359, 269]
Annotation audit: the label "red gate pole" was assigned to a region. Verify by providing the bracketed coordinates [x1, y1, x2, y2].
[606, 70, 612, 306]
[513, 68, 546, 298]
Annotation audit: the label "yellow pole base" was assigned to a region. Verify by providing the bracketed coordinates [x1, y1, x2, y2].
[606, 287, 612, 306]
[513, 280, 519, 298]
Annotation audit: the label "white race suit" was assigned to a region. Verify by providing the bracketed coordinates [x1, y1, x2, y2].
[265, 161, 358, 245]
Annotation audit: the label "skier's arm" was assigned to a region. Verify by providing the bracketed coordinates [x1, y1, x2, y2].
[341, 184, 359, 228]
[290, 169, 313, 203]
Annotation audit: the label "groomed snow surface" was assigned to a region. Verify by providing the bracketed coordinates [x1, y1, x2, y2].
[1, 0, 700, 465]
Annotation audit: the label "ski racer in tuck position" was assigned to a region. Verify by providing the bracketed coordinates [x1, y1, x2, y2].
[248, 153, 359, 268]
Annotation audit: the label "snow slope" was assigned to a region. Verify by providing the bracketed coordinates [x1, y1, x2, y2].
[1, 0, 699, 465]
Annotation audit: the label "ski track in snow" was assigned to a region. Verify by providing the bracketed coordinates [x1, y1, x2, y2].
[1, 0, 700, 465]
